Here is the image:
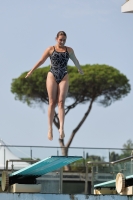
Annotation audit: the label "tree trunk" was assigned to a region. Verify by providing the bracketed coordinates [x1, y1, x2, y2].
[53, 98, 94, 170]
[59, 139, 71, 171]
[59, 139, 68, 156]
[66, 98, 94, 148]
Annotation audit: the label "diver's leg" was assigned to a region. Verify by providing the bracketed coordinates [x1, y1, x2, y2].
[57, 74, 69, 139]
[46, 72, 58, 140]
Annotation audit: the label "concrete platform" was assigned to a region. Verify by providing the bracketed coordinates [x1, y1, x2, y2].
[0, 194, 133, 200]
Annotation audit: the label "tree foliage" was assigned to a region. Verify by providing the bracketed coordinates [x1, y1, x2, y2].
[109, 139, 133, 162]
[109, 151, 120, 162]
[11, 64, 130, 107]
[120, 139, 133, 158]
[11, 64, 131, 155]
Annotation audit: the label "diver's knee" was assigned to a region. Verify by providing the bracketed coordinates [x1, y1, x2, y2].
[49, 100, 56, 108]
[58, 100, 65, 108]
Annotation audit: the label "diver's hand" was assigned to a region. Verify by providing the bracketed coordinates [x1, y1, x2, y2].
[78, 69, 84, 75]
[25, 71, 33, 78]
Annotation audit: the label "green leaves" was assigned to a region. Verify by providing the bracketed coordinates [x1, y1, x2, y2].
[11, 64, 131, 107]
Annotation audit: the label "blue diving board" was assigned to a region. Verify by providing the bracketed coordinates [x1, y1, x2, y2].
[94, 174, 133, 189]
[126, 174, 133, 180]
[10, 156, 82, 177]
[94, 180, 115, 188]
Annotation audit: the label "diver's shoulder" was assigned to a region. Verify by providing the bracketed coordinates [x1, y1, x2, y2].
[66, 46, 74, 54]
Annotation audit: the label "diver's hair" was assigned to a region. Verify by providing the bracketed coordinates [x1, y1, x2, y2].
[56, 31, 67, 38]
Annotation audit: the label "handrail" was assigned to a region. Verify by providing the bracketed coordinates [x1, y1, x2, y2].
[87, 156, 133, 166]
[1, 144, 133, 150]
[111, 156, 133, 164]
[6, 159, 38, 172]
[87, 161, 110, 165]
[7, 159, 37, 162]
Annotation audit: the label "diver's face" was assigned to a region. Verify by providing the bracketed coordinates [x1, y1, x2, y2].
[56, 35, 66, 47]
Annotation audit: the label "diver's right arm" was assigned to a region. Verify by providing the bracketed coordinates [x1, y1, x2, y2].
[25, 47, 51, 78]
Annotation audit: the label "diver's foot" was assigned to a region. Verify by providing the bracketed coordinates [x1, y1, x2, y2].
[59, 129, 65, 139]
[48, 129, 53, 141]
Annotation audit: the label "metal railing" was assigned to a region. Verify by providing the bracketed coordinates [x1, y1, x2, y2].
[1, 144, 132, 162]
[6, 159, 38, 173]
[1, 144, 133, 194]
[86, 155, 133, 194]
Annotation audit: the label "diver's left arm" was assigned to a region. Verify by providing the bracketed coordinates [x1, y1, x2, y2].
[69, 48, 84, 75]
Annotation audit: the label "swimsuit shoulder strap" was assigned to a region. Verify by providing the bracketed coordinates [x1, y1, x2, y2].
[65, 46, 68, 52]
[65, 46, 69, 55]
[53, 46, 55, 51]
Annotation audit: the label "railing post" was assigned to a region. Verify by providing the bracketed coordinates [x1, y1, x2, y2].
[83, 150, 85, 167]
[91, 165, 94, 194]
[6, 160, 8, 171]
[85, 163, 88, 194]
[57, 149, 59, 156]
[11, 161, 14, 173]
[4, 148, 5, 170]
[30, 147, 32, 159]
[59, 167, 63, 193]
[131, 150, 133, 174]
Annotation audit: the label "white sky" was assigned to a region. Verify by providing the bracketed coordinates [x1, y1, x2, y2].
[0, 0, 133, 158]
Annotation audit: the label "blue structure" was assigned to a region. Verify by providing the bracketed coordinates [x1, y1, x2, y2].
[10, 156, 82, 177]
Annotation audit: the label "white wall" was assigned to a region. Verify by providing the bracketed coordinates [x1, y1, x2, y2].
[121, 0, 133, 13]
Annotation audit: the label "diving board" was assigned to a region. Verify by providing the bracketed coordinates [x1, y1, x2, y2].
[94, 173, 133, 195]
[2, 156, 82, 192]
[94, 179, 115, 189]
[10, 156, 82, 177]
[94, 179, 116, 194]
[94, 174, 133, 189]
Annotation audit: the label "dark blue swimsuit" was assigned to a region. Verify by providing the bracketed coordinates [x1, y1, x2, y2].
[50, 46, 69, 84]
